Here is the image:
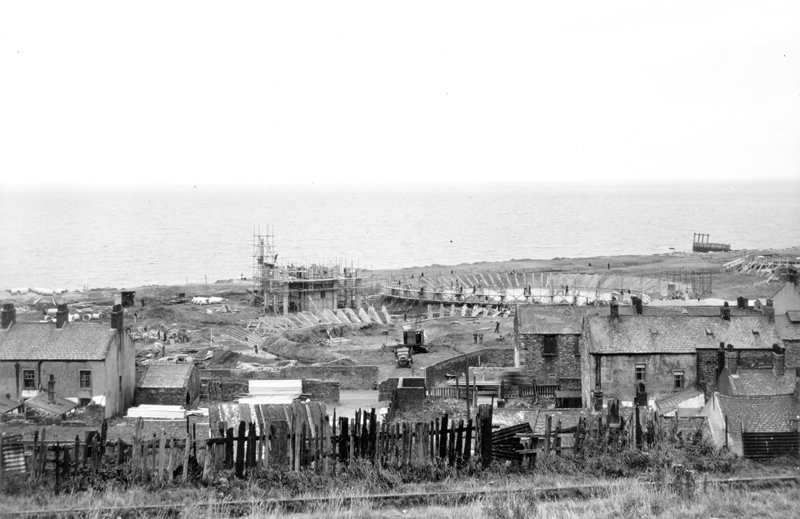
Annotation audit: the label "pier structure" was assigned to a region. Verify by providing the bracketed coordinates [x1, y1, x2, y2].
[692, 233, 731, 253]
[380, 269, 703, 307]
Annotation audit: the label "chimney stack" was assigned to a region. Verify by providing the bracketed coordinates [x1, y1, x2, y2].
[110, 304, 124, 331]
[725, 344, 738, 376]
[55, 303, 68, 329]
[721, 301, 731, 321]
[716, 342, 726, 378]
[765, 299, 775, 323]
[609, 297, 620, 320]
[772, 343, 785, 377]
[631, 296, 643, 315]
[1, 303, 16, 329]
[47, 374, 55, 405]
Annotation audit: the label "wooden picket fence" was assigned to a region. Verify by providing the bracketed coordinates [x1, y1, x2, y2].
[0, 405, 495, 485]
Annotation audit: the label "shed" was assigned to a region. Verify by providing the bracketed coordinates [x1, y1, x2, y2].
[135, 363, 201, 408]
[25, 392, 78, 419]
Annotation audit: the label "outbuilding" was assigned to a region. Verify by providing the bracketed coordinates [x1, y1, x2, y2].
[135, 362, 201, 408]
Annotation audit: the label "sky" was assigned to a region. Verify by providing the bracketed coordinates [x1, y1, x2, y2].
[1, 2, 798, 185]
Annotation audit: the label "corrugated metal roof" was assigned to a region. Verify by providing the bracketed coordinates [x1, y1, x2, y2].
[137, 364, 194, 389]
[517, 306, 584, 335]
[0, 322, 114, 360]
[587, 315, 782, 354]
[0, 394, 22, 414]
[654, 387, 703, 415]
[25, 392, 78, 415]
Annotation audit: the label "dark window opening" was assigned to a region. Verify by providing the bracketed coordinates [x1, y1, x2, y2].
[674, 370, 685, 390]
[80, 370, 92, 389]
[23, 370, 35, 389]
[635, 363, 647, 383]
[79, 398, 92, 407]
[543, 335, 558, 356]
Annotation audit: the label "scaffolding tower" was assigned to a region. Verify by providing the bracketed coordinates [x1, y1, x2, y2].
[251, 227, 368, 315]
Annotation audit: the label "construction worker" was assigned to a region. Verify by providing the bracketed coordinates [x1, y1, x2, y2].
[495, 321, 500, 333]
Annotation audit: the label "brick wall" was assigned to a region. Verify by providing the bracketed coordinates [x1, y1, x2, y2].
[423, 348, 514, 388]
[302, 379, 340, 403]
[519, 334, 581, 385]
[200, 365, 378, 390]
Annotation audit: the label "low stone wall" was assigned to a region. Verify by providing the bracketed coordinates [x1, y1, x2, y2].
[302, 379, 340, 403]
[379, 378, 399, 402]
[135, 387, 185, 407]
[423, 348, 514, 388]
[201, 365, 378, 390]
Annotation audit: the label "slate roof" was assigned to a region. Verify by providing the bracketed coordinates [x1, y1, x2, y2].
[586, 315, 782, 354]
[517, 306, 584, 335]
[0, 322, 114, 361]
[775, 314, 800, 341]
[25, 393, 79, 416]
[726, 369, 797, 396]
[716, 394, 800, 434]
[137, 364, 194, 389]
[654, 387, 703, 415]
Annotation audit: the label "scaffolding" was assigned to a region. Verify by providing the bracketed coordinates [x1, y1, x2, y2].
[251, 228, 368, 315]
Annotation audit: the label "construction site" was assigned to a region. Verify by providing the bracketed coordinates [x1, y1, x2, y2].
[250, 229, 368, 317]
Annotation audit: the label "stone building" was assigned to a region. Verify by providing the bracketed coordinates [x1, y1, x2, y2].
[583, 309, 783, 407]
[514, 306, 584, 390]
[135, 362, 202, 408]
[0, 303, 135, 418]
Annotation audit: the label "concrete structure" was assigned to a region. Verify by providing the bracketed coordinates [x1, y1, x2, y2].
[0, 303, 135, 418]
[135, 362, 201, 408]
[514, 306, 584, 391]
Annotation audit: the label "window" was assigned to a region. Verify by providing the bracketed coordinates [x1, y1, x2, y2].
[23, 370, 35, 389]
[543, 335, 558, 356]
[635, 364, 647, 383]
[79, 370, 92, 389]
[673, 370, 685, 390]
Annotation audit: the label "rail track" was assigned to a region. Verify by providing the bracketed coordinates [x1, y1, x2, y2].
[2, 475, 798, 518]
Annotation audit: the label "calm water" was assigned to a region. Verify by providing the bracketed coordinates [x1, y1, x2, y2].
[1, 181, 798, 290]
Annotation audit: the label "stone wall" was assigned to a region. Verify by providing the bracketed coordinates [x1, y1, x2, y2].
[697, 348, 775, 399]
[201, 365, 378, 390]
[423, 348, 514, 388]
[135, 387, 186, 406]
[786, 340, 800, 370]
[379, 378, 399, 402]
[519, 334, 582, 385]
[69, 403, 105, 427]
[302, 379, 340, 403]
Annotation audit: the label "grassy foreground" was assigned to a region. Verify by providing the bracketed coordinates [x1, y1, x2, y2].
[2, 437, 798, 519]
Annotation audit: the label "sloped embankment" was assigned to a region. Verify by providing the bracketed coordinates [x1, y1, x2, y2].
[261, 334, 351, 364]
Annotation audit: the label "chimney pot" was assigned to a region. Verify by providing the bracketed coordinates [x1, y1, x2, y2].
[721, 302, 731, 321]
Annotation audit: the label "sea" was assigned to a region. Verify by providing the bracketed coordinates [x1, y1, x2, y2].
[1, 181, 798, 291]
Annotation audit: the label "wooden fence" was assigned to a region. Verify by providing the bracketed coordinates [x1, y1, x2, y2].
[428, 387, 478, 401]
[0, 405, 495, 484]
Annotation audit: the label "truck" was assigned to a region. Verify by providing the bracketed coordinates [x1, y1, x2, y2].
[394, 346, 413, 368]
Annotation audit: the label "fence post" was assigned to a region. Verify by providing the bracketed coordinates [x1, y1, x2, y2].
[235, 421, 246, 478]
[544, 415, 552, 458]
[158, 429, 166, 481]
[478, 404, 493, 466]
[182, 433, 191, 483]
[439, 414, 449, 460]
